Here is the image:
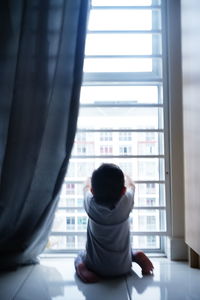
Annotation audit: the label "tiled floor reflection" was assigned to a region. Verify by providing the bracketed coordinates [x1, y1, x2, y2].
[40, 257, 129, 300]
[0, 257, 200, 299]
[126, 258, 200, 300]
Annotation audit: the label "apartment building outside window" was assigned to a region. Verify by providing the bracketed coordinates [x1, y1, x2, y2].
[119, 131, 132, 141]
[100, 131, 112, 141]
[47, 0, 170, 253]
[100, 145, 113, 155]
[66, 217, 75, 231]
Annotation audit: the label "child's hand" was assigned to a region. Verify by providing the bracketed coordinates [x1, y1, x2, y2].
[125, 175, 135, 189]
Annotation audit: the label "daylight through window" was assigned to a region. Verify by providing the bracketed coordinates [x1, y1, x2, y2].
[47, 0, 169, 253]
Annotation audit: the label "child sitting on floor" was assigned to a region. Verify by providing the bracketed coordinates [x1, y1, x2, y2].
[75, 163, 154, 283]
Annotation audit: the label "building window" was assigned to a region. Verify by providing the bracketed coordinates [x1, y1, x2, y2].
[66, 162, 75, 177]
[66, 183, 75, 195]
[146, 183, 156, 194]
[100, 131, 112, 141]
[77, 236, 86, 249]
[77, 146, 86, 154]
[138, 142, 156, 155]
[66, 217, 75, 231]
[119, 146, 132, 155]
[66, 198, 75, 207]
[146, 216, 156, 231]
[119, 131, 132, 141]
[146, 198, 156, 206]
[77, 216, 88, 230]
[145, 131, 156, 142]
[100, 145, 113, 154]
[66, 236, 75, 249]
[76, 132, 87, 141]
[147, 236, 157, 248]
[118, 162, 132, 176]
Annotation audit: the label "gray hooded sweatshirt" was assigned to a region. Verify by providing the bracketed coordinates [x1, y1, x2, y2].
[84, 188, 135, 277]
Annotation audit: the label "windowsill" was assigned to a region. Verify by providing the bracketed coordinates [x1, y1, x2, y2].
[40, 252, 166, 259]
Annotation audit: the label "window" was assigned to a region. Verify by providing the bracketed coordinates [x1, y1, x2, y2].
[132, 235, 159, 249]
[66, 217, 75, 231]
[147, 236, 157, 248]
[66, 183, 75, 195]
[77, 198, 83, 207]
[77, 146, 86, 154]
[146, 131, 156, 142]
[66, 236, 75, 249]
[147, 198, 156, 206]
[147, 216, 156, 231]
[47, 0, 169, 253]
[119, 146, 132, 155]
[138, 141, 156, 155]
[76, 162, 95, 177]
[119, 131, 132, 141]
[118, 162, 132, 176]
[75, 143, 94, 155]
[77, 236, 86, 249]
[66, 162, 75, 178]
[100, 145, 113, 154]
[146, 183, 156, 193]
[76, 132, 87, 142]
[138, 161, 159, 180]
[137, 215, 156, 231]
[100, 131, 112, 141]
[77, 217, 88, 231]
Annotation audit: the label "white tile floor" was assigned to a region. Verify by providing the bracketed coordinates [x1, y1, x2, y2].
[0, 256, 200, 300]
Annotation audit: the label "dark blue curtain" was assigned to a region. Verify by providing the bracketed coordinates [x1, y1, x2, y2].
[0, 0, 89, 268]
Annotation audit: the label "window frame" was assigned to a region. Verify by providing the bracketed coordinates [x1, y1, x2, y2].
[45, 0, 171, 255]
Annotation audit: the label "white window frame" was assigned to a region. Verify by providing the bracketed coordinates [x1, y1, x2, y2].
[46, 0, 174, 255]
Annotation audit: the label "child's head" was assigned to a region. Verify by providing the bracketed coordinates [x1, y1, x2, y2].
[91, 163, 126, 206]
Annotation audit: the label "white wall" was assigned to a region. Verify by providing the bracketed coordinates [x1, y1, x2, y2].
[181, 0, 200, 256]
[165, 0, 187, 260]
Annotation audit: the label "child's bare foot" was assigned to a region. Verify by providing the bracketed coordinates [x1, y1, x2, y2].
[132, 251, 154, 275]
[74, 255, 100, 283]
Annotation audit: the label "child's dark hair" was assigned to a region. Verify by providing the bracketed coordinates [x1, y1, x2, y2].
[91, 163, 125, 206]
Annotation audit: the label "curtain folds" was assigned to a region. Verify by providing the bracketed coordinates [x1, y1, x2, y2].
[0, 0, 89, 268]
